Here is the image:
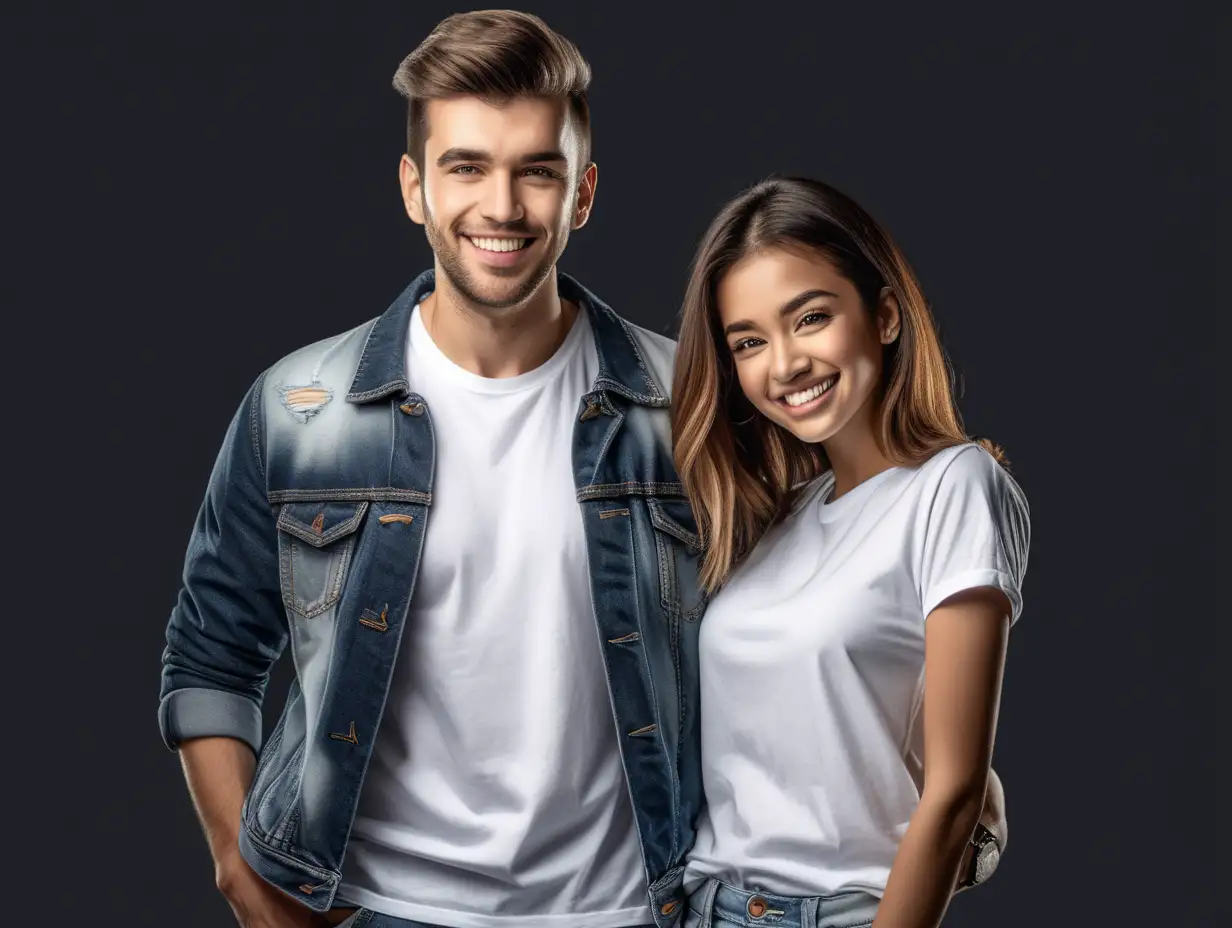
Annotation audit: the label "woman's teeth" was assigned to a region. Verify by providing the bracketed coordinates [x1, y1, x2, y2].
[784, 375, 838, 407]
[468, 237, 530, 252]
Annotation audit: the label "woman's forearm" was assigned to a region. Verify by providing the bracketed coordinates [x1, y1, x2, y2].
[872, 786, 984, 928]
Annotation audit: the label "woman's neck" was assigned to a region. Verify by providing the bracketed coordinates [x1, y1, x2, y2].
[822, 409, 895, 501]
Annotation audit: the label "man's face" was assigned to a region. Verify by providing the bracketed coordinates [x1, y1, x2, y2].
[401, 95, 597, 311]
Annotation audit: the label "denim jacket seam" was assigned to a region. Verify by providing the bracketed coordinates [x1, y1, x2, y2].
[250, 369, 271, 483]
[243, 820, 336, 878]
[611, 313, 666, 402]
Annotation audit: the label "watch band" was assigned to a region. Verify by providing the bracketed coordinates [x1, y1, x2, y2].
[958, 823, 1001, 888]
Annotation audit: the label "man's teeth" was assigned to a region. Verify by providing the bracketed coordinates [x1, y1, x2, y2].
[784, 375, 838, 407]
[469, 237, 530, 253]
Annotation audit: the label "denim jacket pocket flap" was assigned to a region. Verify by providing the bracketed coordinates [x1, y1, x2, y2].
[277, 501, 369, 548]
[647, 497, 701, 552]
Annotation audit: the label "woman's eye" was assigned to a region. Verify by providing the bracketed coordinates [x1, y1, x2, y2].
[799, 311, 829, 327]
[732, 337, 763, 352]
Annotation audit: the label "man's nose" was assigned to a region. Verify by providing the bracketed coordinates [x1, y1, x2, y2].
[480, 174, 526, 224]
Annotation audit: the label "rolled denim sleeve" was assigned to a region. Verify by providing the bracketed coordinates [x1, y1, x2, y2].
[158, 371, 287, 756]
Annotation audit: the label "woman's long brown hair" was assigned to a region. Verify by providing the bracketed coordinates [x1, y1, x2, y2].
[672, 176, 1005, 593]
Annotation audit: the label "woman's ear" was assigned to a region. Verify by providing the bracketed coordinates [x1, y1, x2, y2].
[877, 287, 902, 344]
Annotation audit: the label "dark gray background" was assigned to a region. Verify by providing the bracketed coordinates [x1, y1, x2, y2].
[5, 1, 1218, 925]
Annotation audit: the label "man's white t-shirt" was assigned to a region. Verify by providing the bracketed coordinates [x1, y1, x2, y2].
[684, 443, 1030, 898]
[339, 302, 650, 928]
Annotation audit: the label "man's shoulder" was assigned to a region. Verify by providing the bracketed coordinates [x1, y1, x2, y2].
[611, 314, 679, 400]
[619, 316, 678, 358]
[562, 272, 679, 400]
[259, 317, 379, 398]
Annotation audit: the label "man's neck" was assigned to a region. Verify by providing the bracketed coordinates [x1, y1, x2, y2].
[420, 269, 578, 378]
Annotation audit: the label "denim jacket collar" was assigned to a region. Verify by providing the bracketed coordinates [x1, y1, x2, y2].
[346, 269, 670, 408]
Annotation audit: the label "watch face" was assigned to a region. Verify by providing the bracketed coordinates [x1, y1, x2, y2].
[973, 841, 1000, 884]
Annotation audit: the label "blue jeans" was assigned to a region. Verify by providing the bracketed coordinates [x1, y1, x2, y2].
[682, 879, 879, 928]
[333, 910, 652, 928]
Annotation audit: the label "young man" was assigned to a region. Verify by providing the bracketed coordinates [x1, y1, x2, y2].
[159, 11, 1006, 928]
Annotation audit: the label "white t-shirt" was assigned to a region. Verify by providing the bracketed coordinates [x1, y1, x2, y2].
[339, 302, 650, 928]
[684, 443, 1030, 899]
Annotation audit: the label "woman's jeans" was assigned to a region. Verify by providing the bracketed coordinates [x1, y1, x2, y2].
[683, 878, 879, 928]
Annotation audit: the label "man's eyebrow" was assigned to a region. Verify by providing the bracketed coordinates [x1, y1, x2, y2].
[517, 150, 568, 164]
[722, 289, 840, 335]
[436, 148, 491, 167]
[435, 148, 569, 167]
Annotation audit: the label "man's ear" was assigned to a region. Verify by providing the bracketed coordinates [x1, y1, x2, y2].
[400, 154, 425, 225]
[572, 162, 599, 230]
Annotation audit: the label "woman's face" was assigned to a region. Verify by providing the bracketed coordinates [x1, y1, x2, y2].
[716, 246, 899, 446]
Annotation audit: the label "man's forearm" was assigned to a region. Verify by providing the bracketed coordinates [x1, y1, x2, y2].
[179, 736, 257, 867]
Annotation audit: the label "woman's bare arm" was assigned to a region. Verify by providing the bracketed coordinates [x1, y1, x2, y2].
[873, 586, 1011, 928]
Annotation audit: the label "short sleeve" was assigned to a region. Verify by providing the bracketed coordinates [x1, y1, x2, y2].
[918, 445, 1031, 625]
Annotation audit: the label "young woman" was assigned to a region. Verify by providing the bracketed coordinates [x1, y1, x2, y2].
[672, 177, 1030, 928]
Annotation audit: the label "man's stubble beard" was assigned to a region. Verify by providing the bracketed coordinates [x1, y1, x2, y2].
[422, 198, 568, 312]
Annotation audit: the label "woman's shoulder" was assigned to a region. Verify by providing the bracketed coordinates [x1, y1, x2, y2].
[921, 442, 1030, 543]
[920, 442, 1007, 484]
[918, 442, 1027, 511]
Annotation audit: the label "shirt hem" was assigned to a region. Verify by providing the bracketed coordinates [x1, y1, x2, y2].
[337, 885, 652, 928]
[922, 567, 1021, 624]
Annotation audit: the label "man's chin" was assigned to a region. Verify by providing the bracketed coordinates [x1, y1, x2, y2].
[459, 264, 555, 309]
[458, 279, 538, 311]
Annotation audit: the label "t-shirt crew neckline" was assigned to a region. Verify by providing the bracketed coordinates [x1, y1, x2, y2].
[816, 465, 901, 522]
[410, 298, 590, 396]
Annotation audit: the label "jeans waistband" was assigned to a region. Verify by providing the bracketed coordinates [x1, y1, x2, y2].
[689, 878, 879, 928]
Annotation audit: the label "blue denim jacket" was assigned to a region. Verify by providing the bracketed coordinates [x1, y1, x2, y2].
[159, 270, 705, 926]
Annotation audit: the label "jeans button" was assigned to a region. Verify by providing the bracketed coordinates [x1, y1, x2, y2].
[747, 894, 768, 918]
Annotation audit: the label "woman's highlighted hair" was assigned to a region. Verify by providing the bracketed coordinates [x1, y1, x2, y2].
[671, 176, 1005, 592]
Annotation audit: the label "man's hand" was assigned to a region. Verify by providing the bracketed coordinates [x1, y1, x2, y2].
[980, 764, 1007, 850]
[179, 738, 331, 926]
[216, 851, 331, 928]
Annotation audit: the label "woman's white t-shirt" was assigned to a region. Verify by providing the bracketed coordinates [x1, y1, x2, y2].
[684, 443, 1031, 898]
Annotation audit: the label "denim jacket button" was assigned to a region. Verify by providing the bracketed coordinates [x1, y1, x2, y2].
[579, 398, 603, 422]
[399, 401, 425, 416]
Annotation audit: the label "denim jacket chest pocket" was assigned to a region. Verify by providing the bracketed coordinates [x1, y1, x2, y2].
[646, 496, 707, 623]
[276, 501, 369, 618]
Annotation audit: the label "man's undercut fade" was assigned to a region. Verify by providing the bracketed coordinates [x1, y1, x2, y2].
[393, 10, 593, 171]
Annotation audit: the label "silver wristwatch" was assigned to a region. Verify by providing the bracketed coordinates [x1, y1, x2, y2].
[959, 823, 1001, 888]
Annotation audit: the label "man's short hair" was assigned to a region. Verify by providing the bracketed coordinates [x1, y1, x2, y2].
[393, 10, 592, 170]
